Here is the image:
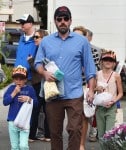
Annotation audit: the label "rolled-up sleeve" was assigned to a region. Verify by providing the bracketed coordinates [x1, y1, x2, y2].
[82, 41, 96, 82]
[34, 41, 45, 70]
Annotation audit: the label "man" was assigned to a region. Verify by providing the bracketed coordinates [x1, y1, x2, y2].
[15, 14, 37, 82]
[35, 6, 96, 150]
[15, 14, 39, 141]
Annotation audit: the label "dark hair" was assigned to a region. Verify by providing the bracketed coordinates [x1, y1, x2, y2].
[73, 26, 87, 36]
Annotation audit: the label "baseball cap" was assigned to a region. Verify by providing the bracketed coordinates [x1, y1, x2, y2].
[12, 65, 27, 79]
[54, 6, 71, 19]
[100, 51, 116, 62]
[16, 14, 34, 23]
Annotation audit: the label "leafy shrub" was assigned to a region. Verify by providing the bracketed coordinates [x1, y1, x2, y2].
[0, 64, 13, 89]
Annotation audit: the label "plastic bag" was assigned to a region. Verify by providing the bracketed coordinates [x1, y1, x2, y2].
[44, 81, 60, 101]
[83, 86, 96, 118]
[83, 100, 96, 118]
[14, 99, 33, 130]
[93, 92, 113, 106]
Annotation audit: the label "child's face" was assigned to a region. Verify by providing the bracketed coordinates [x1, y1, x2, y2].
[13, 77, 27, 87]
[102, 59, 115, 69]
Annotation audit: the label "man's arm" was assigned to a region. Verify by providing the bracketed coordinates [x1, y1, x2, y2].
[86, 77, 96, 103]
[34, 40, 56, 82]
[36, 64, 56, 82]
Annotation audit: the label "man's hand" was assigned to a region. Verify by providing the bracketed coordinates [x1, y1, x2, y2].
[27, 55, 33, 61]
[86, 89, 94, 104]
[102, 101, 113, 108]
[43, 71, 56, 82]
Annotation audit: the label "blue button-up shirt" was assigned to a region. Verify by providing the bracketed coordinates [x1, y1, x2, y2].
[35, 32, 96, 99]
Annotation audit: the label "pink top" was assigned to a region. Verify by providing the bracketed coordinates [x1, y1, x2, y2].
[97, 70, 117, 98]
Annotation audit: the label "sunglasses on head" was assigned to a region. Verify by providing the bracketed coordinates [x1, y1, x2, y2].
[33, 35, 41, 39]
[56, 16, 70, 22]
[102, 57, 115, 62]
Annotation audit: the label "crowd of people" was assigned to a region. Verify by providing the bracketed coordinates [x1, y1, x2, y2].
[3, 6, 123, 150]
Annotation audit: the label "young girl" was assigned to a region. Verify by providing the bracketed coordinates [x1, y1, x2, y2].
[95, 50, 123, 150]
[3, 65, 38, 150]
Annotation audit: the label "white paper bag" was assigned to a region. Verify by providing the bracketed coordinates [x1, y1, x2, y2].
[14, 99, 33, 130]
[93, 92, 113, 106]
[115, 108, 123, 127]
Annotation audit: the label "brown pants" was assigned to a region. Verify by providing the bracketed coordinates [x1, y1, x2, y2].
[46, 97, 83, 150]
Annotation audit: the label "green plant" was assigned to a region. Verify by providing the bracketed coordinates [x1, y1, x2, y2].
[0, 64, 13, 89]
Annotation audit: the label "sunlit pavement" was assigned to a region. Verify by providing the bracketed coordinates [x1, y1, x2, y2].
[0, 87, 126, 150]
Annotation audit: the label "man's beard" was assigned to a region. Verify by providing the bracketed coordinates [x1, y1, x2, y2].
[57, 24, 69, 34]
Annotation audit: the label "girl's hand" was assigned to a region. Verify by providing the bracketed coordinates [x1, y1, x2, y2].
[11, 85, 21, 98]
[95, 86, 105, 93]
[103, 100, 113, 108]
[18, 95, 31, 103]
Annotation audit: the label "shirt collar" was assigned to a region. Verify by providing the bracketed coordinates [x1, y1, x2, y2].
[54, 31, 74, 39]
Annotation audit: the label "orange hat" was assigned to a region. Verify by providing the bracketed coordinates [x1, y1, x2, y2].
[12, 65, 27, 78]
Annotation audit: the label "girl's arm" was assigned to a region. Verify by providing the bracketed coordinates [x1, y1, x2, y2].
[112, 73, 123, 103]
[3, 85, 16, 106]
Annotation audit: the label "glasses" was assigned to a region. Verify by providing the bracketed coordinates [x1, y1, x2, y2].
[33, 35, 41, 39]
[56, 16, 70, 22]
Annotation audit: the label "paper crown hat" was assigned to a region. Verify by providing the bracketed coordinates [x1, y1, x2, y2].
[100, 50, 116, 62]
[12, 65, 27, 78]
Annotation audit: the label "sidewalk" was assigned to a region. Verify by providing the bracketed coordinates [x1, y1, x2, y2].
[0, 85, 126, 149]
[0, 84, 10, 98]
[0, 85, 100, 150]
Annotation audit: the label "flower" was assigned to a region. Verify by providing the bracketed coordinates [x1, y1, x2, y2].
[101, 123, 126, 150]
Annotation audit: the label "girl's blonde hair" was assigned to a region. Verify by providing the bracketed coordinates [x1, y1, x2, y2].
[73, 26, 87, 36]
